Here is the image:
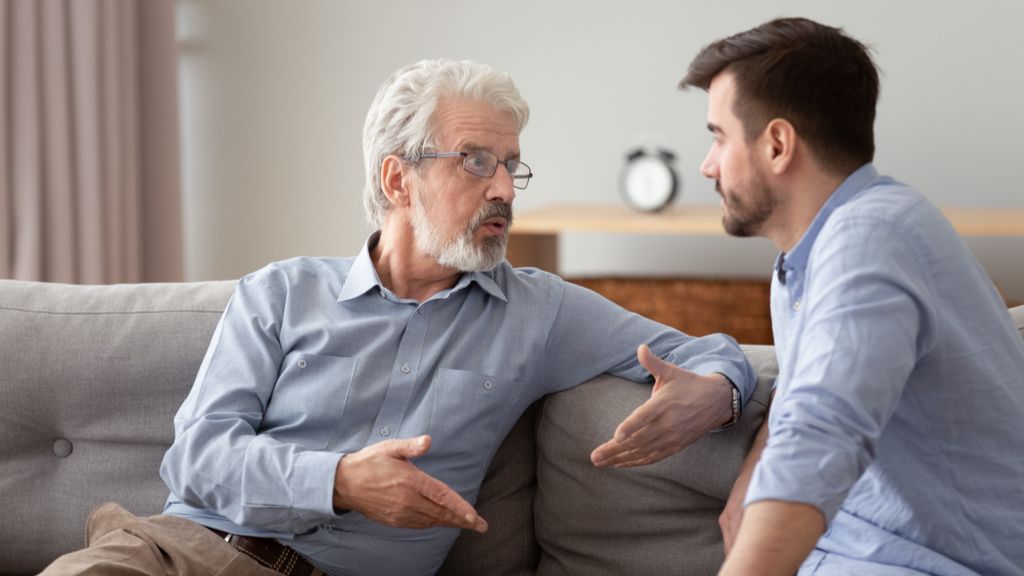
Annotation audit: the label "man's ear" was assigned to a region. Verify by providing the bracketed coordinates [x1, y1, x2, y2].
[381, 155, 413, 208]
[762, 118, 796, 175]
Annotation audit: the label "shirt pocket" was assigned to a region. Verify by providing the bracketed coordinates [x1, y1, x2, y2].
[261, 353, 356, 449]
[427, 368, 525, 491]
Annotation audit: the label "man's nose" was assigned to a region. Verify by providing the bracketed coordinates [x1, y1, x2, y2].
[486, 165, 517, 204]
[700, 148, 718, 179]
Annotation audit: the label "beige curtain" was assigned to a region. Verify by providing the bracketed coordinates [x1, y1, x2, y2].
[1, 0, 182, 283]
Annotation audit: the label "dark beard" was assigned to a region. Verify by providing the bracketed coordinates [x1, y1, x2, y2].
[718, 180, 776, 237]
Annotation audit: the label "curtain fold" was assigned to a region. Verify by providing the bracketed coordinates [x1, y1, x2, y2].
[1, 0, 182, 283]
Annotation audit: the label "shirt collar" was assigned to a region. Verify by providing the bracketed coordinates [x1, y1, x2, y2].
[337, 232, 384, 303]
[337, 232, 508, 304]
[465, 269, 508, 302]
[781, 163, 881, 277]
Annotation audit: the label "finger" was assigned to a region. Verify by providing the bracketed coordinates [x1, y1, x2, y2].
[418, 474, 488, 533]
[613, 396, 664, 443]
[591, 401, 663, 466]
[590, 437, 621, 467]
[721, 511, 737, 554]
[721, 501, 743, 554]
[592, 429, 671, 468]
[383, 508, 446, 530]
[612, 447, 673, 468]
[637, 344, 677, 383]
[603, 440, 675, 468]
[591, 433, 641, 466]
[722, 522, 734, 555]
[384, 435, 432, 460]
[418, 495, 489, 533]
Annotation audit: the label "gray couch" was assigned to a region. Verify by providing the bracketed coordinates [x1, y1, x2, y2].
[4, 280, 1017, 575]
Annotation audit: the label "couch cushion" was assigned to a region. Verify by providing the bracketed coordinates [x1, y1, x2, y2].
[534, 344, 777, 576]
[0, 280, 235, 575]
[439, 400, 541, 576]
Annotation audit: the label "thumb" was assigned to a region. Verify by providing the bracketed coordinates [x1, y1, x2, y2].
[638, 344, 675, 385]
[387, 435, 431, 460]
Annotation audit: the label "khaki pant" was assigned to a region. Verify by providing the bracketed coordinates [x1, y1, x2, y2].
[39, 502, 284, 576]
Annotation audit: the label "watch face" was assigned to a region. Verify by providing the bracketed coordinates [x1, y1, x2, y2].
[622, 155, 676, 212]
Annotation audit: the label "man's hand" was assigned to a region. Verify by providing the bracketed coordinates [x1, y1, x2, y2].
[332, 435, 488, 533]
[591, 344, 733, 468]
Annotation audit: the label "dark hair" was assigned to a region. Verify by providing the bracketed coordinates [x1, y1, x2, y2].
[680, 17, 879, 173]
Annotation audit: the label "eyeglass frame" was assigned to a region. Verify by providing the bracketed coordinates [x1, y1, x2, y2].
[413, 150, 533, 190]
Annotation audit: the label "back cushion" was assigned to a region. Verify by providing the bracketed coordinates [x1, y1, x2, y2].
[533, 345, 777, 576]
[0, 280, 234, 575]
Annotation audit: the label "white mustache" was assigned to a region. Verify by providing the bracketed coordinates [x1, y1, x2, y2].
[470, 203, 513, 230]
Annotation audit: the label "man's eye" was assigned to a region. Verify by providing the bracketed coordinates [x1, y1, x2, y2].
[469, 154, 486, 168]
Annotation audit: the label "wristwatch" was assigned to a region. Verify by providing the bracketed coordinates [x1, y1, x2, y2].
[721, 384, 741, 429]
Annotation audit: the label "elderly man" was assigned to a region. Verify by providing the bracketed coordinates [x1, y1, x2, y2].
[680, 18, 1024, 576]
[41, 59, 755, 576]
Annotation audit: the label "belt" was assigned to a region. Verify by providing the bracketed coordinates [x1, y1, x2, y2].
[207, 527, 323, 576]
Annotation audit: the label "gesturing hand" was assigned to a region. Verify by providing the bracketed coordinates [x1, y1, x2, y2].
[591, 344, 733, 468]
[332, 435, 488, 533]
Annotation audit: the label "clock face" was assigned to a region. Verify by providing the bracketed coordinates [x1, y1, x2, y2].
[622, 155, 676, 212]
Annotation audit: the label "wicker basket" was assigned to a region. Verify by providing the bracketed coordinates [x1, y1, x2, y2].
[570, 277, 773, 345]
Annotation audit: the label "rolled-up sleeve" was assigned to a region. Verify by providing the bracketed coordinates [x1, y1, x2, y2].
[746, 217, 937, 523]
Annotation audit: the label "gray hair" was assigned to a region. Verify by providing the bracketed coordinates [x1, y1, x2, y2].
[362, 59, 530, 229]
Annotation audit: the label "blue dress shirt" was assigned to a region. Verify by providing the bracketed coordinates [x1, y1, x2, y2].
[160, 234, 755, 576]
[747, 164, 1024, 575]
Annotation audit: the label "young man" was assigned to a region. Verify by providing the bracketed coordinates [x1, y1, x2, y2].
[41, 59, 755, 576]
[680, 17, 1024, 576]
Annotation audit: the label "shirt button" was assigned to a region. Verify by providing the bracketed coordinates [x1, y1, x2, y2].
[483, 380, 493, 390]
[793, 300, 801, 310]
[297, 359, 307, 368]
[381, 426, 391, 437]
[401, 363, 411, 374]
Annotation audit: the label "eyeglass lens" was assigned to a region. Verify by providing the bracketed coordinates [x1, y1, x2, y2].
[463, 150, 531, 189]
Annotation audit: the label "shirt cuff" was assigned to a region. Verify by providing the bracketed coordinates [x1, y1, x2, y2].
[745, 454, 841, 524]
[689, 360, 753, 406]
[291, 450, 345, 523]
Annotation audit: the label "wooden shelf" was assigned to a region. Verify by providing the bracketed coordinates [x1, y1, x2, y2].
[508, 203, 1024, 273]
[512, 204, 727, 235]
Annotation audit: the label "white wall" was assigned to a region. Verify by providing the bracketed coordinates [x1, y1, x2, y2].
[176, 0, 1024, 300]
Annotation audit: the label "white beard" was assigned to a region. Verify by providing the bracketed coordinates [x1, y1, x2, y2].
[409, 195, 509, 272]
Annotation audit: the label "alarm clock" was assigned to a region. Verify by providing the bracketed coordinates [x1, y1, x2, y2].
[619, 147, 680, 212]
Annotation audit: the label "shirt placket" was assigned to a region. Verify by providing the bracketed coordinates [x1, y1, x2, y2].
[370, 303, 431, 441]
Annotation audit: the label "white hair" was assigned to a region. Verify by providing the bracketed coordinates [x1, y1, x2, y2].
[361, 59, 530, 229]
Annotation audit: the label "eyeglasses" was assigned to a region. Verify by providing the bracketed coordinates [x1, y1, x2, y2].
[416, 150, 533, 190]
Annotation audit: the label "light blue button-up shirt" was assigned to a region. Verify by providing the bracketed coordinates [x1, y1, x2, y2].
[747, 164, 1024, 575]
[160, 234, 755, 576]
